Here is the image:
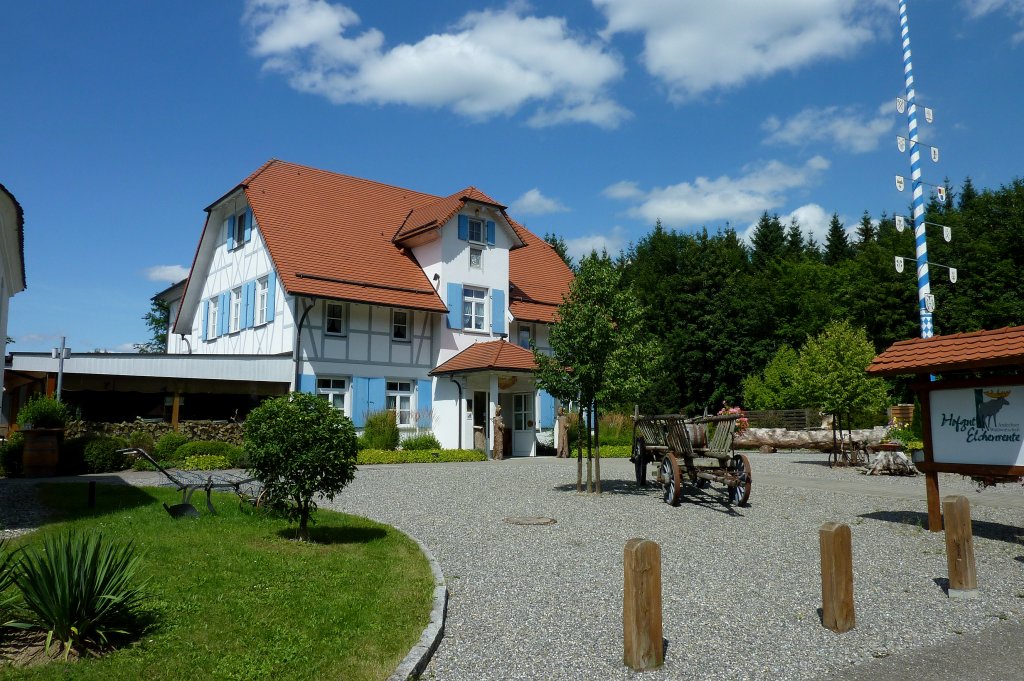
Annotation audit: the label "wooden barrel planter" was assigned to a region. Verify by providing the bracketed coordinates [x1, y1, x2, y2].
[21, 428, 62, 477]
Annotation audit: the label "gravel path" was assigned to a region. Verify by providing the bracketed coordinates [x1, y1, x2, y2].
[322, 453, 1024, 680]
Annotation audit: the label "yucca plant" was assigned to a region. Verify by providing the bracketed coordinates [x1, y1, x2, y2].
[12, 531, 148, 659]
[0, 538, 20, 622]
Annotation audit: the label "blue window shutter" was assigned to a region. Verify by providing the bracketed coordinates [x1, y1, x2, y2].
[368, 378, 385, 417]
[243, 208, 252, 243]
[491, 288, 506, 334]
[457, 214, 468, 241]
[539, 390, 555, 429]
[417, 379, 432, 428]
[298, 374, 316, 394]
[201, 300, 209, 341]
[266, 274, 277, 322]
[486, 220, 495, 246]
[219, 292, 230, 336]
[352, 377, 369, 427]
[447, 282, 463, 329]
[226, 217, 235, 251]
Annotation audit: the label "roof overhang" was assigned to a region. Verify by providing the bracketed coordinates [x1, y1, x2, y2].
[430, 340, 538, 376]
[867, 325, 1024, 377]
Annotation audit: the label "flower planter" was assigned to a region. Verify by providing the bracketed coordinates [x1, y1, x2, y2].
[21, 428, 62, 477]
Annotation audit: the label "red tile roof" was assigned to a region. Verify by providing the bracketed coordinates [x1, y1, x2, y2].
[867, 325, 1024, 376]
[243, 160, 448, 312]
[508, 221, 574, 323]
[393, 187, 511, 245]
[430, 340, 538, 375]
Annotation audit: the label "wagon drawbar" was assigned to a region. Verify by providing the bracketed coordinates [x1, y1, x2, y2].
[630, 413, 751, 507]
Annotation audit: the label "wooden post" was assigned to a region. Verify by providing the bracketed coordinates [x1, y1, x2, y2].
[623, 538, 663, 671]
[925, 471, 943, 531]
[943, 495, 978, 597]
[171, 392, 181, 432]
[819, 522, 855, 633]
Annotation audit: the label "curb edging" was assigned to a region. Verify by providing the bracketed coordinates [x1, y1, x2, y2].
[387, 532, 448, 681]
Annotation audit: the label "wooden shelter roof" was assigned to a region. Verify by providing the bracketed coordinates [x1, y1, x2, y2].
[867, 325, 1024, 376]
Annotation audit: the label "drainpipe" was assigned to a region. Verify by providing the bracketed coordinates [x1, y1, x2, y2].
[449, 376, 463, 450]
[180, 334, 192, 355]
[293, 297, 315, 392]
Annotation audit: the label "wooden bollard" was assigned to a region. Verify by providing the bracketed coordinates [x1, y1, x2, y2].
[943, 495, 978, 597]
[819, 522, 855, 633]
[624, 538, 663, 671]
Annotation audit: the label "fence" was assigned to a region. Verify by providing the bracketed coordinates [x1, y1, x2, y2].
[744, 408, 821, 430]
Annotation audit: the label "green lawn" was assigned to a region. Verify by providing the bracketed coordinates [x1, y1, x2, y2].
[3, 484, 433, 680]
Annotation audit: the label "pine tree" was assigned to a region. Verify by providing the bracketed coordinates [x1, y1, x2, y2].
[750, 212, 786, 268]
[855, 210, 875, 248]
[785, 218, 805, 259]
[544, 232, 573, 270]
[958, 176, 978, 210]
[823, 213, 853, 266]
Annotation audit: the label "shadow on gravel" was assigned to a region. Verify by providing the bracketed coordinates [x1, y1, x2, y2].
[859, 510, 1024, 544]
[553, 479, 654, 496]
[551, 480, 746, 516]
[793, 458, 837, 467]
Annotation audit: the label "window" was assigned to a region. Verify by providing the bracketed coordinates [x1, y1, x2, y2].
[386, 380, 413, 426]
[517, 324, 532, 349]
[468, 218, 484, 243]
[256, 277, 269, 326]
[232, 210, 246, 248]
[207, 297, 219, 339]
[317, 378, 348, 413]
[469, 247, 482, 269]
[514, 393, 535, 431]
[392, 309, 409, 341]
[463, 286, 486, 331]
[230, 287, 242, 332]
[326, 302, 346, 335]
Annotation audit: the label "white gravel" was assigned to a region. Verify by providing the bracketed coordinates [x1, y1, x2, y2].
[322, 453, 1024, 681]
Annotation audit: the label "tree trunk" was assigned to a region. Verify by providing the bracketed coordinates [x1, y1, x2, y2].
[576, 404, 584, 492]
[589, 403, 598, 493]
[594, 402, 602, 494]
[297, 505, 311, 542]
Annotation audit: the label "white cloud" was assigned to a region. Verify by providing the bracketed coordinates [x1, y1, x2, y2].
[145, 265, 190, 282]
[245, 0, 628, 127]
[605, 156, 830, 228]
[962, 0, 1024, 43]
[565, 226, 627, 259]
[762, 103, 893, 153]
[594, 0, 888, 99]
[602, 180, 643, 200]
[510, 188, 569, 215]
[737, 203, 832, 245]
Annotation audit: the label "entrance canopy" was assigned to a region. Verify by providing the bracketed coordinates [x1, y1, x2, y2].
[867, 325, 1024, 376]
[430, 339, 537, 376]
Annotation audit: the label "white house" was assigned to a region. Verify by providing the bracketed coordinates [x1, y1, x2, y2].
[169, 160, 573, 455]
[0, 183, 27, 432]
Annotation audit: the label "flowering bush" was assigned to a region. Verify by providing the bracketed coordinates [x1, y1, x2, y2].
[885, 421, 923, 451]
[718, 404, 750, 434]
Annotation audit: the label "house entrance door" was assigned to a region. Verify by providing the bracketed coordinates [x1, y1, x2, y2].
[472, 391, 488, 451]
[512, 393, 535, 456]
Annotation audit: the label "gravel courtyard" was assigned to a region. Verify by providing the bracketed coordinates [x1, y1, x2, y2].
[324, 452, 1024, 681]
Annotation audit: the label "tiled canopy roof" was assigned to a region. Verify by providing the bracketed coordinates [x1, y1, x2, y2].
[430, 340, 538, 375]
[867, 325, 1024, 376]
[508, 221, 573, 323]
[394, 187, 508, 244]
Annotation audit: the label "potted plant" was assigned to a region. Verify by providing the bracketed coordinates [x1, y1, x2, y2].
[16, 395, 71, 476]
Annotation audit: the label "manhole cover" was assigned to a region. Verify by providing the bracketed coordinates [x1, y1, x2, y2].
[503, 516, 557, 526]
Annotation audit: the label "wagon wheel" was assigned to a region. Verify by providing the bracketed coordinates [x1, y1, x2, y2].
[727, 454, 752, 506]
[659, 453, 682, 507]
[633, 438, 648, 488]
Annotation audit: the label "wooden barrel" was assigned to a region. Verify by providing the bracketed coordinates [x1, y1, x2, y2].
[22, 429, 61, 477]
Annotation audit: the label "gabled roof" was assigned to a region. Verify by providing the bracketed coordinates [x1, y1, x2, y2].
[430, 340, 537, 375]
[393, 187, 519, 247]
[867, 325, 1024, 376]
[243, 160, 448, 313]
[0, 183, 27, 293]
[508, 221, 573, 323]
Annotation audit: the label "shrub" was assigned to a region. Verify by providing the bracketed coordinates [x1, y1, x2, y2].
[154, 431, 190, 461]
[357, 449, 486, 465]
[181, 455, 232, 471]
[400, 433, 441, 450]
[15, 395, 71, 430]
[362, 410, 399, 451]
[13, 531, 148, 659]
[1, 432, 25, 477]
[59, 435, 97, 475]
[175, 440, 245, 467]
[127, 430, 155, 454]
[244, 392, 358, 541]
[83, 436, 130, 473]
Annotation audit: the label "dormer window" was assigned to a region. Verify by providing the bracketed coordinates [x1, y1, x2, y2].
[468, 218, 484, 243]
[232, 210, 247, 247]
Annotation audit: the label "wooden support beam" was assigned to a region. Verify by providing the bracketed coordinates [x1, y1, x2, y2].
[623, 538, 663, 671]
[943, 495, 978, 598]
[171, 392, 181, 432]
[819, 522, 855, 633]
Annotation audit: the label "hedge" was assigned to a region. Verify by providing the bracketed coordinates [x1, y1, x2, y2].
[357, 449, 486, 465]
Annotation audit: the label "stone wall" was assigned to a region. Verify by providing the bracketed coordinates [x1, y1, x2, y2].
[64, 420, 244, 446]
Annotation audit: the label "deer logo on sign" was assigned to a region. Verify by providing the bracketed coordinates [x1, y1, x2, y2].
[976, 389, 1011, 429]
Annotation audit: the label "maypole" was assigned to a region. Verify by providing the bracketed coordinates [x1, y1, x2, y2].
[899, 0, 933, 339]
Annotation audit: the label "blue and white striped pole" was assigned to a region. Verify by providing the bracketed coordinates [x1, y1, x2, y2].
[899, 0, 933, 338]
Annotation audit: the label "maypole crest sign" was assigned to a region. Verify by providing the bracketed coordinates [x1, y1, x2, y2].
[930, 386, 1024, 466]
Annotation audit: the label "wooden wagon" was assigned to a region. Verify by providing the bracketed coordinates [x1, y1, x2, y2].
[631, 414, 752, 507]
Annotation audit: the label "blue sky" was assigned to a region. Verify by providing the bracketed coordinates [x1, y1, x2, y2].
[2, 0, 1022, 353]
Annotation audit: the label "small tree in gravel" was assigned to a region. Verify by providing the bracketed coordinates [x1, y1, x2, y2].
[244, 392, 358, 541]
